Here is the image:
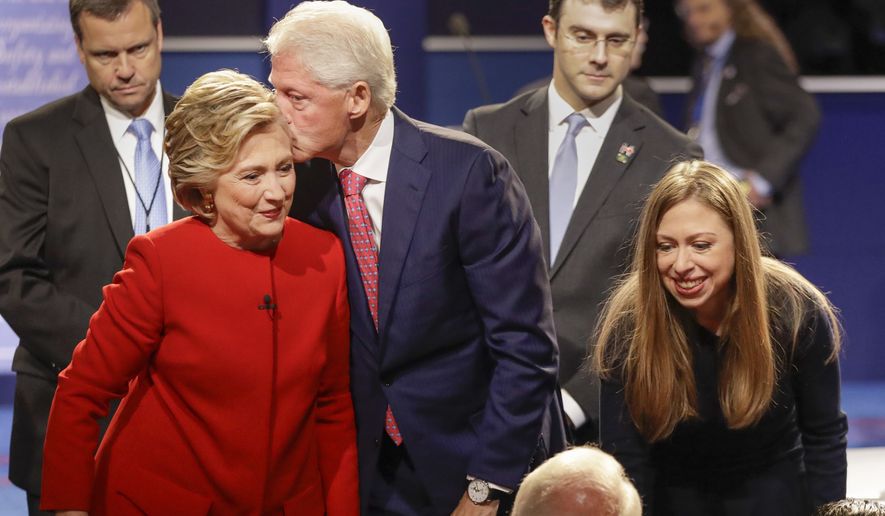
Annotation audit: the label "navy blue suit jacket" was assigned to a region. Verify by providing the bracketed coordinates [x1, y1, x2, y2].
[292, 108, 566, 513]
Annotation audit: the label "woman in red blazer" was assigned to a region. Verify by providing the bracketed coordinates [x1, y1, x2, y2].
[40, 70, 359, 515]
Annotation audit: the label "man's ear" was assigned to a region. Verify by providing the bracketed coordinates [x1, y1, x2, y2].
[347, 81, 372, 119]
[542, 15, 557, 49]
[75, 35, 86, 64]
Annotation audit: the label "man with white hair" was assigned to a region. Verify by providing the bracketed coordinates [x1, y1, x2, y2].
[265, 2, 566, 514]
[512, 446, 642, 516]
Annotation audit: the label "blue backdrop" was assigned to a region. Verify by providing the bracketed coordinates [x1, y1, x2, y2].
[0, 0, 87, 372]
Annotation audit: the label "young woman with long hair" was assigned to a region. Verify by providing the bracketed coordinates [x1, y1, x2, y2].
[594, 160, 846, 515]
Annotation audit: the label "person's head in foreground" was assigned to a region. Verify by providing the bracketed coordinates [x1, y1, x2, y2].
[165, 69, 295, 252]
[512, 446, 641, 516]
[816, 499, 885, 516]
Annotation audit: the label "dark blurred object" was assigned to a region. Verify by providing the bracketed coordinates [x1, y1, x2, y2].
[429, 1, 548, 35]
[158, 0, 264, 36]
[849, 0, 885, 73]
[785, 1, 855, 73]
[447, 12, 491, 103]
[639, 0, 696, 75]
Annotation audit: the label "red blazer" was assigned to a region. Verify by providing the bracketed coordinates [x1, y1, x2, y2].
[41, 217, 358, 516]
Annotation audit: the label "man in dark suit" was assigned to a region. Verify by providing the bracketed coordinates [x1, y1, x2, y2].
[267, 2, 565, 514]
[678, 0, 820, 257]
[464, 0, 700, 444]
[0, 1, 182, 512]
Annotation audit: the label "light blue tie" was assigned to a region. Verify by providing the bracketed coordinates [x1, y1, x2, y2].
[549, 112, 588, 265]
[127, 118, 167, 234]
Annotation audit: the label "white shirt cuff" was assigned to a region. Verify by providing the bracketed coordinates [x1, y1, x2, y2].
[561, 388, 587, 428]
[747, 171, 773, 197]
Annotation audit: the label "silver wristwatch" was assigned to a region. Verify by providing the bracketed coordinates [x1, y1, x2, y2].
[467, 478, 504, 504]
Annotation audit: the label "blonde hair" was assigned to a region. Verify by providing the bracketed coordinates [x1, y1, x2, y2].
[593, 161, 840, 442]
[164, 69, 284, 221]
[512, 446, 641, 516]
[263, 0, 397, 112]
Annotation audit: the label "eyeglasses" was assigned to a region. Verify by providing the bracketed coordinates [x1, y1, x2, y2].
[561, 32, 635, 56]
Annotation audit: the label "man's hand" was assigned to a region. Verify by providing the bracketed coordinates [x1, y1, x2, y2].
[744, 171, 773, 209]
[56, 511, 88, 516]
[451, 492, 500, 516]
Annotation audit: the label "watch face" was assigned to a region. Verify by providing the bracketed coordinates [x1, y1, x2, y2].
[468, 479, 490, 503]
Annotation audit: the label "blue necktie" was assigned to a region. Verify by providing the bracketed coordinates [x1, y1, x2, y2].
[549, 112, 588, 265]
[691, 53, 715, 128]
[127, 118, 167, 234]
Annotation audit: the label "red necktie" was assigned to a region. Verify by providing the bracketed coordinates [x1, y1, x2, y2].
[339, 169, 403, 446]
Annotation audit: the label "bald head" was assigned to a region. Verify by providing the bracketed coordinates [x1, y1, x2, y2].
[512, 447, 641, 516]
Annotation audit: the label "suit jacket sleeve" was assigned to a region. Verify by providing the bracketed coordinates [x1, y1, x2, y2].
[792, 306, 848, 508]
[291, 160, 334, 229]
[315, 238, 359, 515]
[0, 122, 99, 372]
[746, 45, 820, 191]
[41, 236, 163, 510]
[457, 148, 559, 488]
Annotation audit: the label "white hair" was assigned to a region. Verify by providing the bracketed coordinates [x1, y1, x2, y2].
[263, 0, 397, 111]
[512, 447, 642, 516]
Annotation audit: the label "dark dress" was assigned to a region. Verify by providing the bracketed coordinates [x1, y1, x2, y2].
[600, 304, 847, 516]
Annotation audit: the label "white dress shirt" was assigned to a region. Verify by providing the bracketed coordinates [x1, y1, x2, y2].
[547, 81, 623, 210]
[547, 81, 623, 430]
[101, 84, 174, 227]
[336, 109, 394, 249]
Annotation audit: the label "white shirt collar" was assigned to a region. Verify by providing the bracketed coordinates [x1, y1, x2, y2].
[100, 83, 165, 142]
[707, 29, 736, 60]
[547, 81, 623, 136]
[343, 109, 394, 183]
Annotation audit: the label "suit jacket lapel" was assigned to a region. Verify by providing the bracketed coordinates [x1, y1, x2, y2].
[376, 108, 431, 338]
[73, 87, 132, 259]
[550, 95, 645, 278]
[716, 42, 743, 111]
[513, 88, 552, 264]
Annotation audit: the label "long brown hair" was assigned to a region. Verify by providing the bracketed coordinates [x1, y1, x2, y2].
[593, 161, 840, 442]
[727, 0, 799, 73]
